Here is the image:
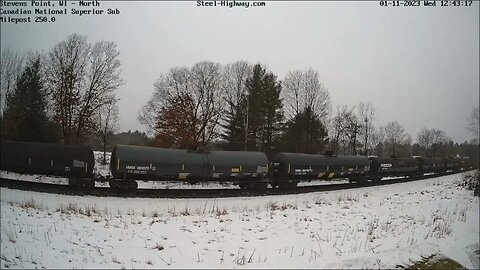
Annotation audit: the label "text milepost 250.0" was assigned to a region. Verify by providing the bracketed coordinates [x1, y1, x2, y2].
[0, 1, 122, 24]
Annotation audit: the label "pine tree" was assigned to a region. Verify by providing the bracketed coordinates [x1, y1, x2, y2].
[243, 64, 284, 152]
[245, 64, 267, 150]
[260, 71, 283, 152]
[1, 56, 56, 142]
[221, 96, 248, 150]
[280, 106, 328, 153]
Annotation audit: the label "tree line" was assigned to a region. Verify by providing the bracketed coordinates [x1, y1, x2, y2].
[138, 60, 479, 163]
[1, 34, 478, 165]
[1, 34, 122, 161]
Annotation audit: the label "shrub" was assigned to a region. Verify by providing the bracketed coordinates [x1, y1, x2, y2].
[460, 170, 479, 196]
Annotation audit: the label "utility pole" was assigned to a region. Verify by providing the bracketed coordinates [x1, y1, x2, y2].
[352, 123, 358, 155]
[244, 101, 249, 151]
[364, 117, 368, 156]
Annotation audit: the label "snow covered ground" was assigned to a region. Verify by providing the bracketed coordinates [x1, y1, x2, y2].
[1, 171, 478, 269]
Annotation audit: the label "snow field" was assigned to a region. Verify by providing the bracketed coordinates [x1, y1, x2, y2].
[0, 172, 478, 269]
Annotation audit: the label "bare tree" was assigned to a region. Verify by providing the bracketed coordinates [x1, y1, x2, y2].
[368, 126, 384, 156]
[330, 105, 358, 155]
[46, 34, 124, 144]
[467, 106, 479, 144]
[282, 70, 303, 118]
[417, 127, 450, 156]
[151, 92, 198, 149]
[138, 61, 224, 149]
[138, 67, 191, 135]
[383, 121, 410, 157]
[96, 98, 119, 164]
[356, 101, 376, 155]
[190, 61, 224, 147]
[282, 68, 330, 122]
[221, 60, 252, 150]
[1, 48, 25, 115]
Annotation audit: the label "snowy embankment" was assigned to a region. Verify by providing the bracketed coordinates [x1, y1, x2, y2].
[1, 172, 479, 269]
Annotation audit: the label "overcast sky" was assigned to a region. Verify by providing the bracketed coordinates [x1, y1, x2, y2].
[1, 1, 478, 143]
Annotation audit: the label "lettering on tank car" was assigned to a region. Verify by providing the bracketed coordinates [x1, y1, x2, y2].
[128, 170, 147, 175]
[380, 163, 392, 170]
[126, 165, 149, 170]
[294, 168, 313, 175]
[125, 165, 150, 175]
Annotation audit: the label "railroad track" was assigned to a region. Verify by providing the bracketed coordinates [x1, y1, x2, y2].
[0, 171, 467, 199]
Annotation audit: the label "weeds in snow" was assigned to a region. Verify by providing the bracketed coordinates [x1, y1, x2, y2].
[234, 247, 256, 265]
[215, 206, 228, 216]
[180, 205, 191, 216]
[19, 199, 41, 210]
[2, 227, 17, 244]
[336, 193, 359, 202]
[426, 209, 454, 238]
[266, 201, 279, 211]
[112, 256, 121, 264]
[154, 242, 164, 251]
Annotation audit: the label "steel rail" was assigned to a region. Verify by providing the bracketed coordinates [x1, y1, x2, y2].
[0, 171, 467, 199]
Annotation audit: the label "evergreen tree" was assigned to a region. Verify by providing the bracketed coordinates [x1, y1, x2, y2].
[260, 71, 284, 152]
[243, 64, 284, 152]
[1, 56, 57, 142]
[245, 64, 266, 150]
[221, 96, 248, 150]
[280, 106, 328, 153]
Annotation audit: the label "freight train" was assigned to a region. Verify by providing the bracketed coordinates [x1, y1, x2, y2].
[0, 140, 474, 191]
